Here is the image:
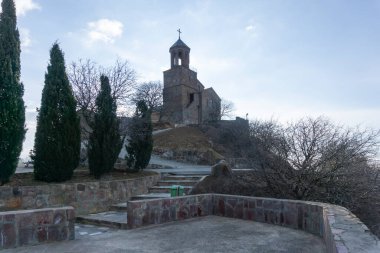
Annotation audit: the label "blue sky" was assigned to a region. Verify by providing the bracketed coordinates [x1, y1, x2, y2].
[14, 0, 380, 158]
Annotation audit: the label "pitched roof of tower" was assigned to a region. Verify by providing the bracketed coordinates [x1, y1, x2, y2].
[170, 38, 190, 50]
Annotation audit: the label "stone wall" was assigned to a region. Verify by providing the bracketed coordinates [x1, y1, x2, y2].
[127, 194, 212, 229]
[127, 194, 380, 253]
[0, 206, 75, 250]
[0, 174, 160, 215]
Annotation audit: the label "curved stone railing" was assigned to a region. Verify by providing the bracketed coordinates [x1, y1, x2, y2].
[127, 194, 380, 253]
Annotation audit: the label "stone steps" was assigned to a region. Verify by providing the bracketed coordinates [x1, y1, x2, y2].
[76, 211, 128, 229]
[149, 185, 192, 194]
[76, 172, 206, 230]
[131, 193, 171, 200]
[157, 180, 199, 186]
[109, 202, 128, 211]
[163, 175, 204, 181]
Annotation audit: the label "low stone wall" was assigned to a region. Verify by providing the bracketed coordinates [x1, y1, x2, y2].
[127, 194, 213, 228]
[0, 206, 75, 250]
[127, 194, 380, 253]
[0, 174, 160, 215]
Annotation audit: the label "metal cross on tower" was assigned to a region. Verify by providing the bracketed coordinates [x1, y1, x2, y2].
[177, 28, 181, 39]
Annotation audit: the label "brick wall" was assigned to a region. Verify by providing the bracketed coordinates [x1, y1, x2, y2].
[0, 206, 75, 249]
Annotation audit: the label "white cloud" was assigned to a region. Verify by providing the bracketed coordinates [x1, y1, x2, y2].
[86, 19, 123, 44]
[15, 0, 41, 16]
[245, 25, 257, 32]
[20, 28, 31, 48]
[245, 25, 254, 31]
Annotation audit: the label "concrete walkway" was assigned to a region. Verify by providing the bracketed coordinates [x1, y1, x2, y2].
[148, 154, 211, 174]
[3, 216, 326, 253]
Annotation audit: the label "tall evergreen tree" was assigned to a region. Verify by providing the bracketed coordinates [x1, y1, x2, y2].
[126, 100, 153, 172]
[88, 75, 121, 179]
[33, 43, 80, 182]
[0, 0, 25, 184]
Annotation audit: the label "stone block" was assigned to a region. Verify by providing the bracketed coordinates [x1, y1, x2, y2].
[35, 211, 53, 225]
[255, 208, 265, 222]
[12, 187, 21, 196]
[19, 227, 35, 246]
[34, 195, 48, 208]
[57, 226, 69, 241]
[247, 199, 256, 209]
[68, 222, 75, 240]
[47, 226, 59, 241]
[244, 208, 255, 220]
[36, 226, 48, 242]
[263, 200, 282, 210]
[216, 198, 225, 216]
[1, 223, 16, 248]
[76, 184, 85, 192]
[161, 209, 170, 223]
[4, 213, 15, 222]
[234, 202, 244, 219]
[53, 210, 66, 225]
[225, 203, 234, 218]
[17, 213, 35, 228]
[66, 208, 75, 222]
[5, 197, 21, 209]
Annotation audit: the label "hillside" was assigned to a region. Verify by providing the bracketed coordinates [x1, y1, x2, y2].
[153, 126, 224, 165]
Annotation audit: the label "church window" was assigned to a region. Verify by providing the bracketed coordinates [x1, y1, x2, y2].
[208, 99, 213, 108]
[189, 93, 194, 103]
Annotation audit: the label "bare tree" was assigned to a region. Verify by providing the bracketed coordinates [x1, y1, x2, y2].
[248, 117, 380, 236]
[249, 117, 380, 201]
[69, 59, 137, 115]
[220, 98, 235, 119]
[69, 59, 99, 115]
[132, 81, 163, 111]
[68, 59, 137, 136]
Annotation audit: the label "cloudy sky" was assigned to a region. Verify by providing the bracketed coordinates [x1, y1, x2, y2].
[14, 0, 380, 159]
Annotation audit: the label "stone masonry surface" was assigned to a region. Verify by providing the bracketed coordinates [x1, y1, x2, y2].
[127, 194, 380, 253]
[0, 206, 75, 250]
[0, 174, 160, 215]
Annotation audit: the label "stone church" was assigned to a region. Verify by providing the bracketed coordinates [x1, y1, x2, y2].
[162, 34, 221, 125]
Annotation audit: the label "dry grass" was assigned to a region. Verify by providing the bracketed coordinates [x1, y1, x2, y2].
[154, 126, 213, 151]
[2, 169, 157, 187]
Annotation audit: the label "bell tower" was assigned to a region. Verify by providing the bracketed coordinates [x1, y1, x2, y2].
[169, 29, 190, 68]
[163, 29, 219, 125]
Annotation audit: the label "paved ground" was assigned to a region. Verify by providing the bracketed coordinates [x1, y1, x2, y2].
[148, 154, 211, 173]
[15, 166, 33, 174]
[4, 216, 326, 253]
[15, 154, 210, 174]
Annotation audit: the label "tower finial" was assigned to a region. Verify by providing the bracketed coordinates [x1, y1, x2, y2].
[177, 28, 181, 39]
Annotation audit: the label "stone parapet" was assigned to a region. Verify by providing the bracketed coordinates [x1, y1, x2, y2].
[127, 194, 212, 228]
[127, 194, 380, 253]
[0, 206, 75, 249]
[0, 174, 160, 215]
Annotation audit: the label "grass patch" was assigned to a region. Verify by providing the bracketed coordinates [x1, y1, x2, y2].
[2, 169, 158, 187]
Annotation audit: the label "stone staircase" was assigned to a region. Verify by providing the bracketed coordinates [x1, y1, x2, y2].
[76, 173, 205, 229]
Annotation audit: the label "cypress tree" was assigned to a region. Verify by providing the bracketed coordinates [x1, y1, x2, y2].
[33, 43, 80, 182]
[0, 0, 25, 184]
[126, 100, 153, 172]
[88, 75, 121, 179]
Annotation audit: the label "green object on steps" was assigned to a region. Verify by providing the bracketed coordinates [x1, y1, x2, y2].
[170, 185, 185, 197]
